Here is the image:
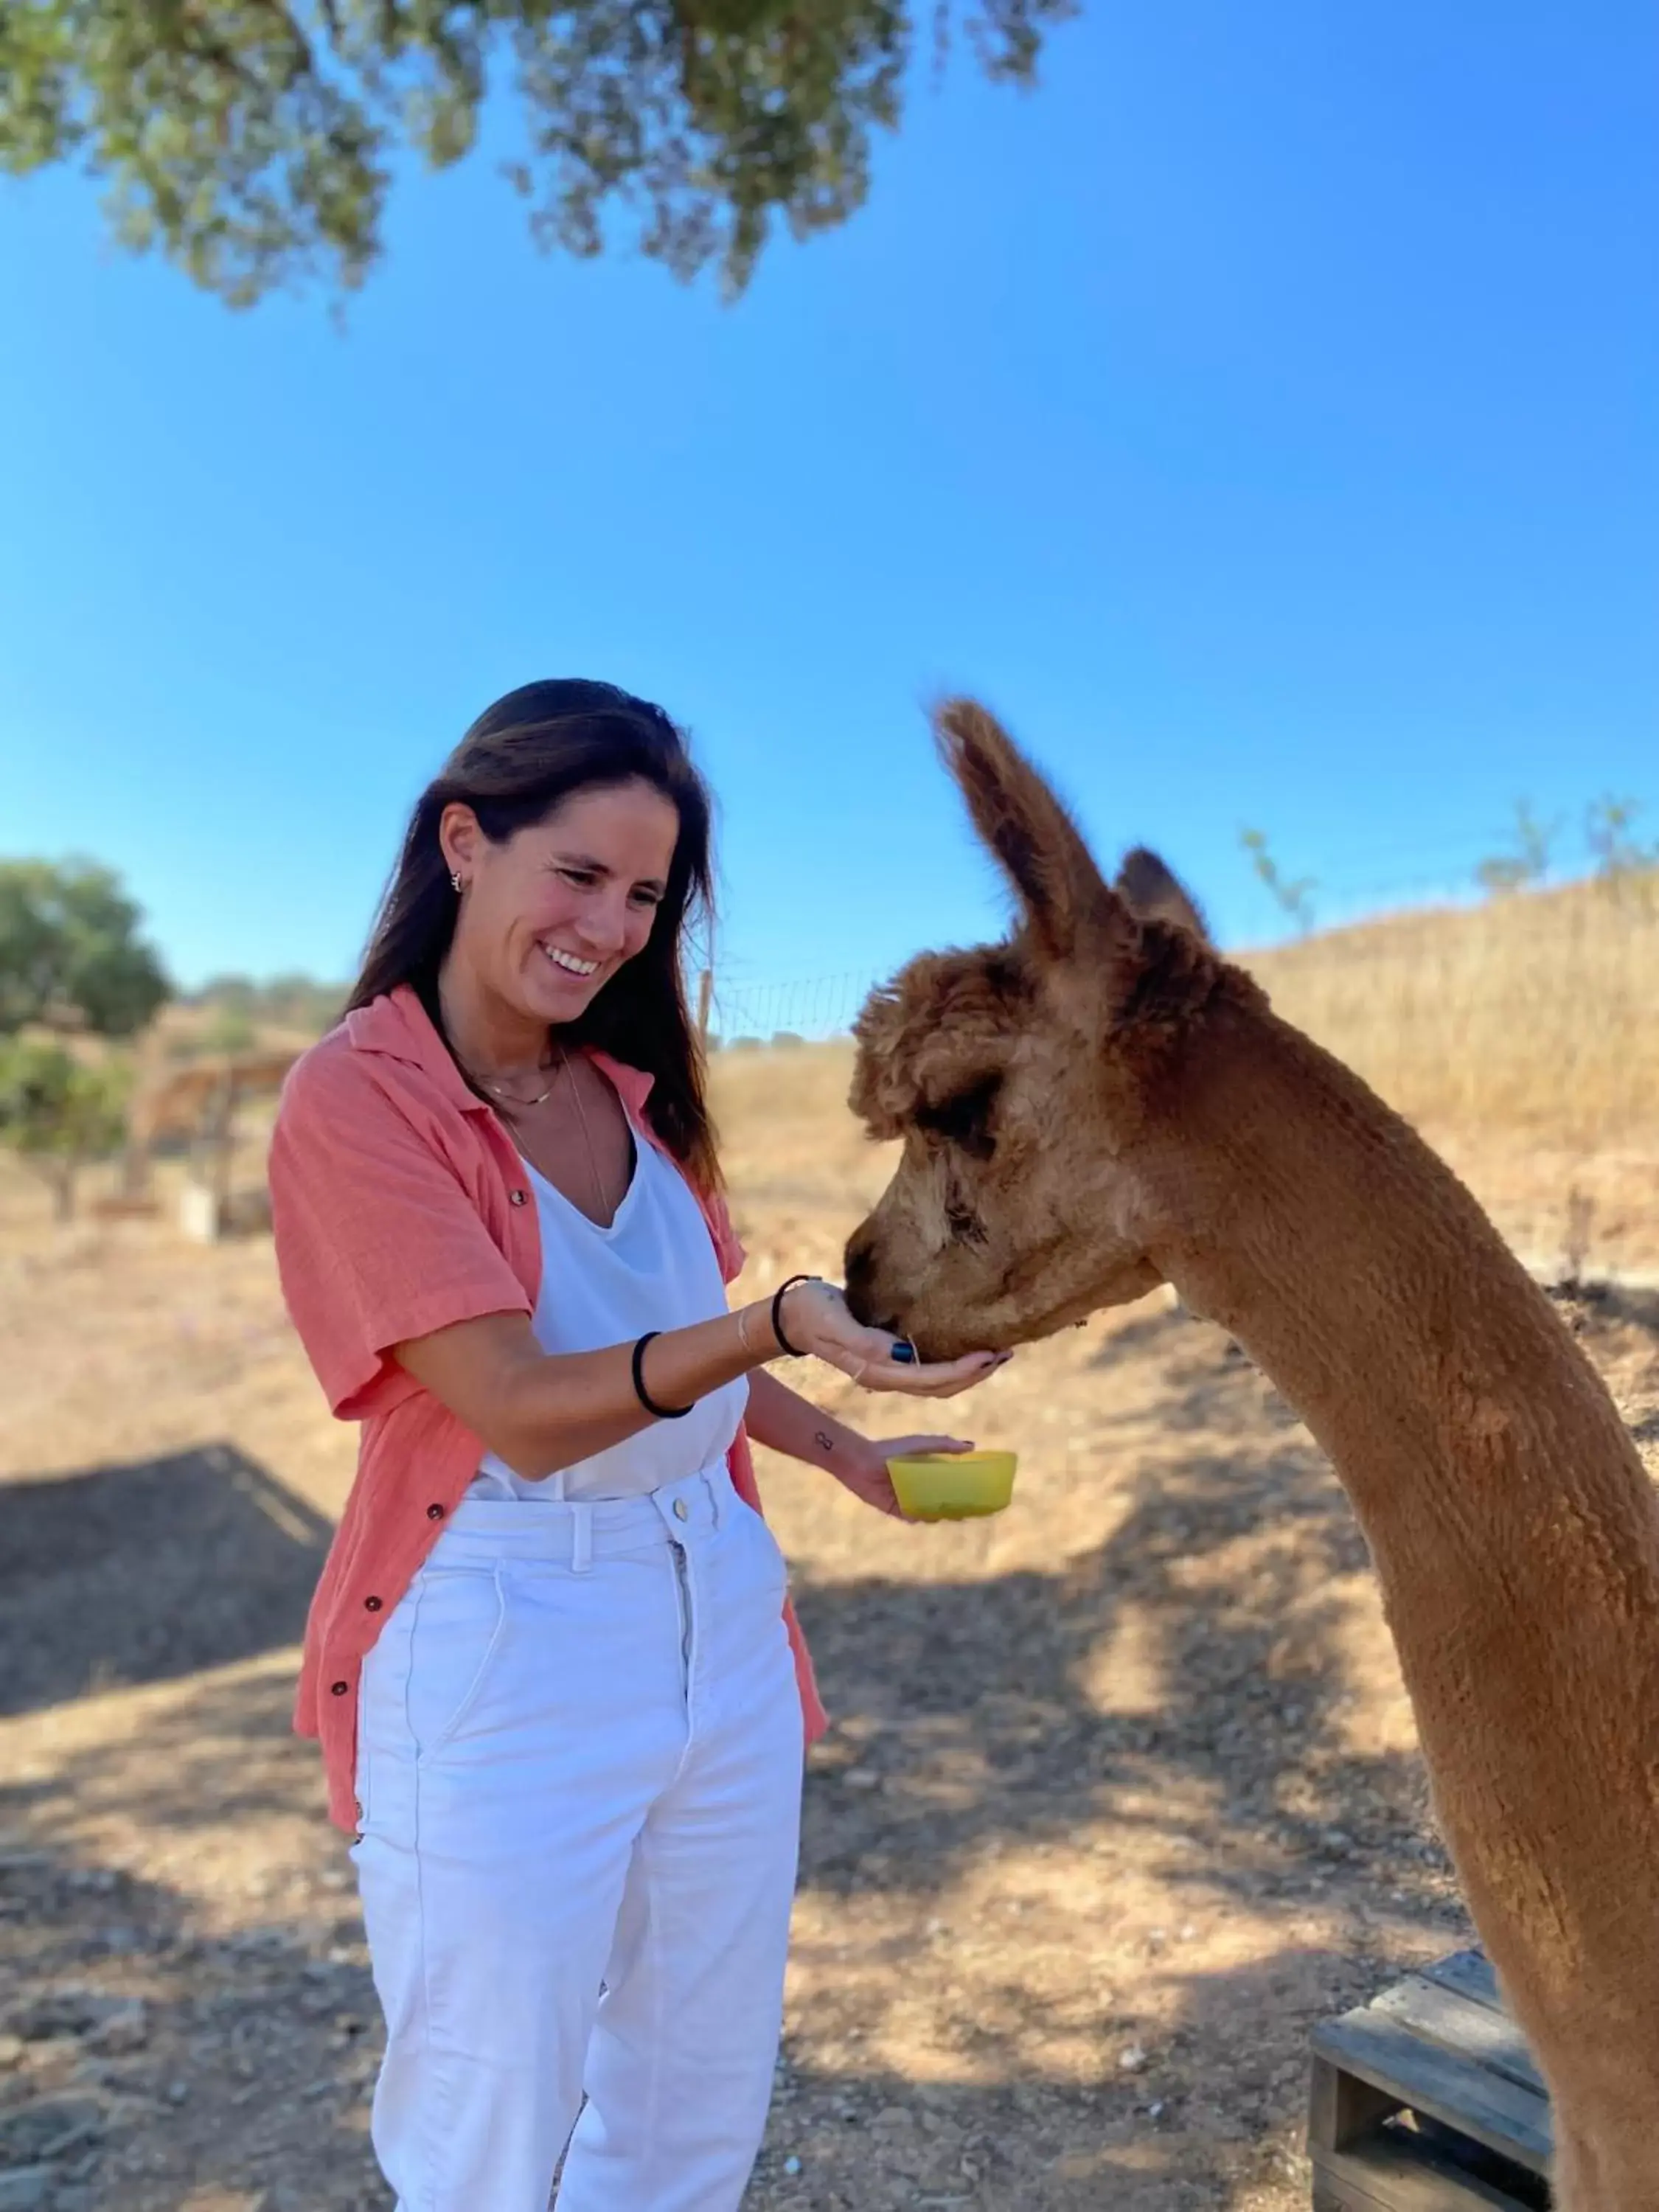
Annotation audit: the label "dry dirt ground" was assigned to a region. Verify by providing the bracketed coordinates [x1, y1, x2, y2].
[3, 1078, 1658, 2212]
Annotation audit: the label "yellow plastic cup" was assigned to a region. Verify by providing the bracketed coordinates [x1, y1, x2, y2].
[886, 1448, 1018, 1522]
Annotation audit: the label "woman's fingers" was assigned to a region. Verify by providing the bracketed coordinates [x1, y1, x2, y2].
[785, 1281, 1007, 1396]
[866, 1352, 1006, 1397]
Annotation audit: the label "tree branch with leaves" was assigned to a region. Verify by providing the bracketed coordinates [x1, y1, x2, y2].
[0, 0, 1076, 306]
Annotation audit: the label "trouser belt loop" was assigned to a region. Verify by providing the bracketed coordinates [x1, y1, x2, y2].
[571, 1501, 594, 1574]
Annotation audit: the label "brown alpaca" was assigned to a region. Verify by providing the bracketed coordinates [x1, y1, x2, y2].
[842, 698, 1659, 2209]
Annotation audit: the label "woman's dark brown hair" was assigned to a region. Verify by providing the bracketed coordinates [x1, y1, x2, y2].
[347, 678, 721, 1192]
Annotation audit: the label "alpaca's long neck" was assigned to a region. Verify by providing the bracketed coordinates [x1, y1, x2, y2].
[1152, 1006, 1659, 2053]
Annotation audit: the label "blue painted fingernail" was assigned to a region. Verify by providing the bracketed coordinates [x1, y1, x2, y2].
[891, 1340, 917, 1364]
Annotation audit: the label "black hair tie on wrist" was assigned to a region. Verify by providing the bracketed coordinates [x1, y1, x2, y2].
[631, 1332, 693, 1420]
[771, 1274, 814, 1357]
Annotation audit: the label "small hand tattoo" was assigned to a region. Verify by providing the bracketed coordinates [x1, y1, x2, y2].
[815, 1430, 835, 1455]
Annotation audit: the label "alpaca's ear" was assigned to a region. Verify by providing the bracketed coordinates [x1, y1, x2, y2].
[932, 697, 1127, 964]
[1113, 846, 1210, 945]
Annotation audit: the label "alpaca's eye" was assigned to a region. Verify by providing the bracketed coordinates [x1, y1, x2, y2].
[916, 1074, 1001, 1160]
[946, 1195, 987, 1245]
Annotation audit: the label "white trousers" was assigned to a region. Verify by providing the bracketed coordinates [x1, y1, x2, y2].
[351, 1464, 804, 2212]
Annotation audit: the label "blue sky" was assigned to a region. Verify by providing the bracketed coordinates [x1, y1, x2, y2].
[2, 0, 1655, 1034]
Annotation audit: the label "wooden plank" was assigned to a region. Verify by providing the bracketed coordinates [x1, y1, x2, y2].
[1312, 2126, 1540, 2212]
[1311, 2012, 1554, 2173]
[1310, 2053, 1402, 2154]
[1371, 1975, 1547, 2101]
[1421, 1950, 1503, 2014]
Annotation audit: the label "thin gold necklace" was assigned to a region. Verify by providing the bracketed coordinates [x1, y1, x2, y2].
[474, 1040, 558, 1110]
[557, 1044, 610, 1220]
[482, 1043, 608, 1220]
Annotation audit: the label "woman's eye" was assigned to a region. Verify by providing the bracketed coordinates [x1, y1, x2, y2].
[559, 868, 597, 888]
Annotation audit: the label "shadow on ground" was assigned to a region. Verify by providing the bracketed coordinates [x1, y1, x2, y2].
[0, 1746, 1389, 2211]
[1, 1664, 1434, 2212]
[0, 1329, 1484, 2208]
[794, 1318, 1425, 1913]
[0, 1795, 378, 2211]
[0, 1444, 331, 1717]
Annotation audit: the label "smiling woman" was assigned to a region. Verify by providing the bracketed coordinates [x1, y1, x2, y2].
[265, 676, 1004, 2212]
[346, 678, 722, 1190]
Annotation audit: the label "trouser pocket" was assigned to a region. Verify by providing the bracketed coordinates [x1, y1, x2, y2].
[731, 1496, 790, 1614]
[405, 1567, 512, 1762]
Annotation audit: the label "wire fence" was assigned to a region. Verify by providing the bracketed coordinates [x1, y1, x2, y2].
[705, 970, 885, 1046]
[703, 850, 1659, 1051]
[700, 870, 1659, 1158]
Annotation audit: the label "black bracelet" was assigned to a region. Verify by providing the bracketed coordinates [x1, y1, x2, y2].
[771, 1274, 814, 1358]
[631, 1332, 693, 1420]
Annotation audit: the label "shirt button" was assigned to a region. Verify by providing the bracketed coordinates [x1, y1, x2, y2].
[509, 1189, 528, 1207]
[672, 1499, 689, 1522]
[427, 1503, 445, 1520]
[330, 1680, 349, 1697]
[364, 1596, 383, 1612]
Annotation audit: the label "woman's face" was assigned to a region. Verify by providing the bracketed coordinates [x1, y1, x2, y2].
[443, 778, 682, 1029]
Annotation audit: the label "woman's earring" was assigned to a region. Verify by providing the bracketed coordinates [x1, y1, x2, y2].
[451, 871, 463, 893]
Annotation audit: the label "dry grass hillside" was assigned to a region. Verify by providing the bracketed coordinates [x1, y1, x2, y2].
[715, 869, 1659, 1286]
[1249, 872, 1658, 1142]
[1, 880, 1656, 2212]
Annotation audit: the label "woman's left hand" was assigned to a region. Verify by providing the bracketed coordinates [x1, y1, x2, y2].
[832, 1433, 975, 1518]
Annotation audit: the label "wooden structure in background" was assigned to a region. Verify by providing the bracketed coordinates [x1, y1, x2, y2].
[124, 1048, 299, 1239]
[1309, 1947, 1551, 2209]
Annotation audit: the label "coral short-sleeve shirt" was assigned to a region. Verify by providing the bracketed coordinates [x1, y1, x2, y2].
[268, 984, 826, 1833]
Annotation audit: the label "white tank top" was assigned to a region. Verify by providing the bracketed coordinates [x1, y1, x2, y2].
[469, 1135, 748, 1502]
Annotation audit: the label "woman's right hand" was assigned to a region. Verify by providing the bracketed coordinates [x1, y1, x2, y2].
[771, 1278, 1008, 1399]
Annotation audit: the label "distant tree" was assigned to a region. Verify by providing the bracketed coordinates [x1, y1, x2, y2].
[260, 972, 346, 1032]
[0, 0, 1075, 310]
[186, 972, 342, 1037]
[202, 1006, 260, 1055]
[1475, 801, 1559, 897]
[192, 973, 260, 1018]
[0, 1038, 133, 1220]
[1239, 828, 1317, 935]
[0, 860, 171, 1037]
[1585, 796, 1658, 880]
[189, 971, 344, 1034]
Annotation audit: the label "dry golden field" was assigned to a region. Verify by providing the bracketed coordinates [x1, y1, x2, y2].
[1, 882, 1656, 2211]
[1251, 872, 1658, 1146]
